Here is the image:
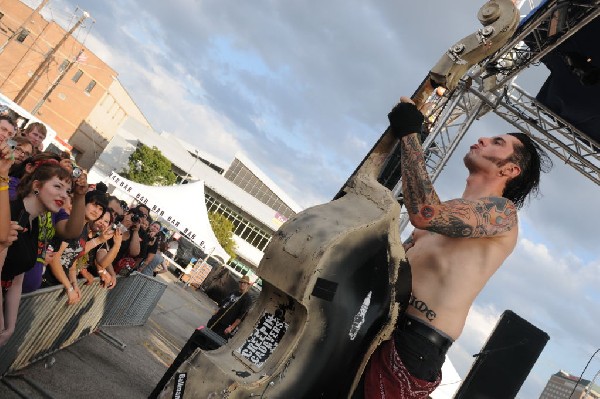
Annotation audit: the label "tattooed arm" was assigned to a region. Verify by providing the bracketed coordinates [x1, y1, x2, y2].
[395, 100, 517, 238]
[400, 132, 441, 215]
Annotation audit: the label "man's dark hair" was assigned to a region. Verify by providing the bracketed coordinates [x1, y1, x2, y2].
[503, 133, 552, 209]
[0, 114, 16, 128]
[136, 204, 150, 214]
[95, 181, 108, 193]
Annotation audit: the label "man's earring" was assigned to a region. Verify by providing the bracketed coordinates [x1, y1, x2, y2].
[34, 189, 39, 196]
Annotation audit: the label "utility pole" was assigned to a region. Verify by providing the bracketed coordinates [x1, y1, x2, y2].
[31, 49, 84, 115]
[13, 10, 90, 105]
[0, 0, 50, 55]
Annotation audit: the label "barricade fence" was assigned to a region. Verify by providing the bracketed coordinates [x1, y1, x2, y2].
[0, 272, 167, 376]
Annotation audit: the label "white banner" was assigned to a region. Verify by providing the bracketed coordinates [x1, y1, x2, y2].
[108, 172, 229, 262]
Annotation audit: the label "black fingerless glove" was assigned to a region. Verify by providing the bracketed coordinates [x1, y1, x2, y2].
[387, 102, 424, 139]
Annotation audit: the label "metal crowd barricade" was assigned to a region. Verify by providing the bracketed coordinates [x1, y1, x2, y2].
[0, 272, 167, 376]
[101, 272, 167, 326]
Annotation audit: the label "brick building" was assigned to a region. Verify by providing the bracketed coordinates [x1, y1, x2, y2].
[0, 0, 149, 167]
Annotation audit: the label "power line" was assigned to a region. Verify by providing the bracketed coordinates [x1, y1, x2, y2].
[14, 9, 89, 104]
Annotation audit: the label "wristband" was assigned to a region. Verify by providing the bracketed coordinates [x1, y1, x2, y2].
[99, 269, 107, 275]
[0, 186, 7, 192]
[0, 176, 9, 183]
[67, 286, 74, 292]
[387, 102, 424, 139]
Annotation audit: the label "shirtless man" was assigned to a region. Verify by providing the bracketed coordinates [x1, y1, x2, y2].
[363, 97, 551, 398]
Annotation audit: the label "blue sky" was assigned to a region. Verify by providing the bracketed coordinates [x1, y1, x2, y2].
[31, 0, 600, 396]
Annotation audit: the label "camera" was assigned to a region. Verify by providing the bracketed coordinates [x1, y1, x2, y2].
[1, 138, 17, 160]
[72, 165, 82, 178]
[131, 213, 140, 223]
[112, 223, 128, 233]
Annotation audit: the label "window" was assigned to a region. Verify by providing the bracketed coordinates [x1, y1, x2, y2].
[72, 69, 83, 83]
[16, 29, 29, 43]
[58, 59, 69, 72]
[84, 80, 96, 94]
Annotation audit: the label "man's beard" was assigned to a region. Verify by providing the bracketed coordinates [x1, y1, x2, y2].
[463, 152, 507, 171]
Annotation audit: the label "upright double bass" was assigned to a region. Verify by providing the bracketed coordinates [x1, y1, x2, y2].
[157, 1, 519, 397]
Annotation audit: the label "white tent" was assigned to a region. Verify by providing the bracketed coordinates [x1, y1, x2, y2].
[107, 172, 230, 262]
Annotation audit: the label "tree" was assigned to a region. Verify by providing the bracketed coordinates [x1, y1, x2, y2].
[208, 212, 236, 260]
[121, 144, 177, 185]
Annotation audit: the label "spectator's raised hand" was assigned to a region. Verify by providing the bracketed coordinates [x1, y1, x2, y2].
[72, 170, 88, 196]
[0, 222, 23, 249]
[113, 228, 123, 247]
[100, 226, 115, 243]
[0, 141, 15, 175]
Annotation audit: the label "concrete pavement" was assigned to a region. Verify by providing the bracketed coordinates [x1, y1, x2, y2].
[0, 273, 218, 399]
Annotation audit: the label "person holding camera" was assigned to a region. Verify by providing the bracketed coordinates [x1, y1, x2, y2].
[9, 137, 33, 165]
[0, 115, 16, 144]
[44, 191, 109, 304]
[80, 209, 123, 289]
[107, 195, 124, 220]
[112, 208, 142, 274]
[8, 153, 90, 294]
[0, 160, 77, 346]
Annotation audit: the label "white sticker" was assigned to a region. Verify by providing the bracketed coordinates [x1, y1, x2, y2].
[348, 291, 371, 341]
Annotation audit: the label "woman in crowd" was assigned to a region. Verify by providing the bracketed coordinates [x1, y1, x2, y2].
[112, 208, 142, 275]
[11, 153, 88, 294]
[80, 209, 123, 289]
[8, 152, 59, 201]
[45, 191, 109, 304]
[0, 160, 73, 346]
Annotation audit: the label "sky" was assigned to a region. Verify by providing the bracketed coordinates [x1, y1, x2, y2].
[24, 0, 600, 397]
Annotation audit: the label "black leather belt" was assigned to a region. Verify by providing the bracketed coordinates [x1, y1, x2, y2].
[400, 316, 453, 352]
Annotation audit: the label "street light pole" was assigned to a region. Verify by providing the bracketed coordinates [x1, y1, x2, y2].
[583, 369, 600, 399]
[570, 348, 600, 399]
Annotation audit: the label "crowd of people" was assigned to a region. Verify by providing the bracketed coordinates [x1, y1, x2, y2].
[0, 113, 174, 347]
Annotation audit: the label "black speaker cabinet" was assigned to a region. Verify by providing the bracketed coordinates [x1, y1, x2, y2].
[454, 310, 550, 399]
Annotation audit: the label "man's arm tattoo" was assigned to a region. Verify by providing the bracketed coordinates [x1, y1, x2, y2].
[408, 294, 436, 321]
[400, 134, 441, 215]
[428, 197, 517, 238]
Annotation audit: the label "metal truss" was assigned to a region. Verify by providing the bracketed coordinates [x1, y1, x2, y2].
[491, 85, 600, 184]
[479, 0, 600, 89]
